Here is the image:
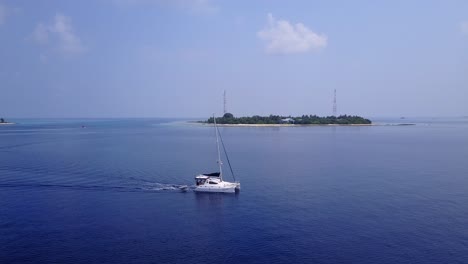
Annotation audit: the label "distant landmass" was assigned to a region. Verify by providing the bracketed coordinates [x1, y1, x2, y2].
[0, 118, 14, 125]
[204, 113, 372, 125]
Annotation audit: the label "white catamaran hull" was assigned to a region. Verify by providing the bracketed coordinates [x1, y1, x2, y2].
[194, 176, 240, 193]
[194, 186, 236, 193]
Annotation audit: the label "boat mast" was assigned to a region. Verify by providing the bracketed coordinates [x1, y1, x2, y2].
[213, 115, 223, 181]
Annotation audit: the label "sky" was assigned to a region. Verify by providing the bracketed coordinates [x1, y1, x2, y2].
[0, 0, 467, 118]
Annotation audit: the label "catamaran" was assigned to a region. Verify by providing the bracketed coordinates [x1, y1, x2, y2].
[194, 115, 240, 193]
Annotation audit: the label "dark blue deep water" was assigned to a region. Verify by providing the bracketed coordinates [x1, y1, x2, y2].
[1, 118, 468, 263]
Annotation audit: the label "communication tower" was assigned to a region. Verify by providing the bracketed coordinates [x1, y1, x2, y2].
[223, 90, 227, 114]
[333, 89, 337, 116]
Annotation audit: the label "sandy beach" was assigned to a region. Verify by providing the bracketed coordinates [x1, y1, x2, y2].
[189, 122, 416, 127]
[190, 122, 375, 127]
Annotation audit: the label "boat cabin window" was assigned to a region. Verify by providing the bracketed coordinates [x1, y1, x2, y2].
[209, 181, 218, 184]
[196, 179, 207, 186]
[203, 172, 220, 177]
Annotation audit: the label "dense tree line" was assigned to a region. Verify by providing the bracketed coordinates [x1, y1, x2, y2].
[206, 113, 371, 125]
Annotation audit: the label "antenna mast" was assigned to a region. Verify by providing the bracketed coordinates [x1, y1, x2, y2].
[223, 90, 227, 115]
[213, 114, 223, 181]
[333, 89, 337, 116]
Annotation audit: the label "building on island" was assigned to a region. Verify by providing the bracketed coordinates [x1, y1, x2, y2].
[281, 118, 295, 124]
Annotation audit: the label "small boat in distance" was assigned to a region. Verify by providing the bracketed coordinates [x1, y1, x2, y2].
[194, 115, 240, 193]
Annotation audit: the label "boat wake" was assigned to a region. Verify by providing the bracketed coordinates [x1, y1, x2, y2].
[0, 182, 196, 193]
[127, 176, 195, 192]
[138, 182, 195, 192]
[0, 167, 195, 193]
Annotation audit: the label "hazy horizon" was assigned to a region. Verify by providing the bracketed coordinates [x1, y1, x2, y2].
[4, 115, 468, 120]
[1, 0, 467, 118]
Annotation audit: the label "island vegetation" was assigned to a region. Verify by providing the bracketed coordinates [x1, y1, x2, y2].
[0, 118, 14, 125]
[205, 113, 372, 125]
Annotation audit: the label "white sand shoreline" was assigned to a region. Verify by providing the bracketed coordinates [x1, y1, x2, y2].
[188, 122, 409, 127]
[214, 123, 374, 127]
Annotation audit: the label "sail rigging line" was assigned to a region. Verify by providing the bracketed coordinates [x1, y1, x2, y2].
[213, 115, 223, 181]
[216, 124, 236, 182]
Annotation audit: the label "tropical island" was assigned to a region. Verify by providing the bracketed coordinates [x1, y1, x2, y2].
[204, 113, 372, 125]
[0, 118, 14, 125]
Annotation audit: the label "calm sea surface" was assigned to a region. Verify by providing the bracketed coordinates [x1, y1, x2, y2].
[1, 118, 467, 263]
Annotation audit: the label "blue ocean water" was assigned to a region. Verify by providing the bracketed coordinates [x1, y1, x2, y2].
[1, 118, 468, 263]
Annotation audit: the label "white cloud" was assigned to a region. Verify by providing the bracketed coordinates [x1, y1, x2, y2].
[33, 23, 49, 44]
[0, 3, 7, 25]
[39, 53, 48, 63]
[32, 13, 85, 55]
[50, 14, 85, 54]
[257, 13, 327, 54]
[461, 21, 468, 35]
[183, 0, 218, 14]
[0, 3, 20, 26]
[112, 0, 218, 14]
